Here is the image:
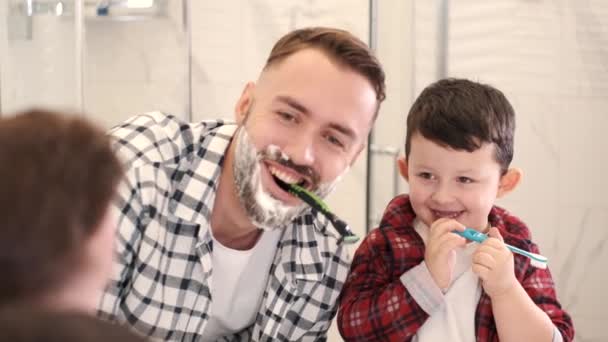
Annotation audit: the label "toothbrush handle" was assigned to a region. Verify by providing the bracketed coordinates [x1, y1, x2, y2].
[455, 228, 546, 263]
[325, 212, 357, 238]
[505, 244, 535, 260]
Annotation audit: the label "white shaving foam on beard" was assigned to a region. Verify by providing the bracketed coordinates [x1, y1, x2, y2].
[234, 129, 306, 230]
[234, 127, 350, 230]
[253, 145, 302, 225]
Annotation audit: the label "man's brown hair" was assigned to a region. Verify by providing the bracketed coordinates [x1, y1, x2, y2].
[0, 109, 123, 304]
[404, 78, 516, 173]
[265, 27, 386, 109]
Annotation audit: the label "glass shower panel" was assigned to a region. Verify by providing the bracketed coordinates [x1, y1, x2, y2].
[83, 0, 189, 127]
[0, 0, 78, 116]
[367, 0, 419, 229]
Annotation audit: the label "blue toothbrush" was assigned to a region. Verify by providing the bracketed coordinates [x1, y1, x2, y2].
[454, 228, 548, 269]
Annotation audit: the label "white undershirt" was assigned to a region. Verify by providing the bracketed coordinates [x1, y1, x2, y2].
[201, 228, 281, 341]
[413, 219, 482, 342]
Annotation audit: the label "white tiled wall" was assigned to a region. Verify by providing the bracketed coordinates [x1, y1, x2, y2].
[1, 8, 77, 115]
[2, 0, 606, 340]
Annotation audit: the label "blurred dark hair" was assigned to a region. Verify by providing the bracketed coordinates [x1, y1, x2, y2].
[0, 109, 123, 305]
[405, 78, 516, 173]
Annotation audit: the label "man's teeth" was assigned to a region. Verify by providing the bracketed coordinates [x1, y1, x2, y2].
[269, 166, 302, 185]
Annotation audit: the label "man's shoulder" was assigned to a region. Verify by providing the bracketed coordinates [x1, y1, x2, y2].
[108, 111, 235, 169]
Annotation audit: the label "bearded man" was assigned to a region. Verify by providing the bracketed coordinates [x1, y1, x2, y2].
[98, 26, 385, 341]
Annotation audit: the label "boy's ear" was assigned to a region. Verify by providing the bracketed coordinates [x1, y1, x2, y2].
[497, 167, 523, 198]
[397, 156, 409, 182]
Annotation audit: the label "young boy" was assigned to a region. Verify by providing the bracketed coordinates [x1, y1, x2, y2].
[337, 78, 574, 341]
[0, 109, 123, 314]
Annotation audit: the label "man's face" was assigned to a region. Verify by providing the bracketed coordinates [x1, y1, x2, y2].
[403, 133, 505, 231]
[232, 48, 377, 230]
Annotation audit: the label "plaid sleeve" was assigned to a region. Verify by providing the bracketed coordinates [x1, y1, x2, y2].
[98, 167, 147, 321]
[107, 112, 197, 169]
[521, 243, 575, 342]
[337, 229, 429, 342]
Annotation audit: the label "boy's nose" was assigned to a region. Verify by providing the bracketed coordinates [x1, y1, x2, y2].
[430, 183, 455, 205]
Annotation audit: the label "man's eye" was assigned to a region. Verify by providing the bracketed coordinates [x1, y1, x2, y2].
[277, 111, 296, 122]
[325, 134, 345, 149]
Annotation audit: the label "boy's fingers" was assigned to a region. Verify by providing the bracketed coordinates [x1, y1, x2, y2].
[428, 218, 450, 239]
[472, 263, 490, 280]
[473, 251, 495, 269]
[488, 227, 503, 241]
[476, 244, 503, 256]
[430, 218, 465, 240]
[482, 237, 508, 252]
[437, 234, 466, 254]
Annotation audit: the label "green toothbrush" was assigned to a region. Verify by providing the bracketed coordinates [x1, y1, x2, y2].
[286, 183, 360, 244]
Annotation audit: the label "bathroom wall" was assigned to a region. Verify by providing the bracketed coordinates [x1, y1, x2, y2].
[2, 1, 606, 340]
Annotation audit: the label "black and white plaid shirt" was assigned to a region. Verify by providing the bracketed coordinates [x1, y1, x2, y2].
[98, 112, 351, 341]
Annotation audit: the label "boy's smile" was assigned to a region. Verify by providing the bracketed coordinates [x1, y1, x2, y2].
[399, 133, 518, 231]
[431, 209, 465, 221]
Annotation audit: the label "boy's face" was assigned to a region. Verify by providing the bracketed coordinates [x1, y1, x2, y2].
[399, 133, 520, 231]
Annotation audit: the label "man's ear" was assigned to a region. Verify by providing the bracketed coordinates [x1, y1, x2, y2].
[397, 156, 409, 182]
[497, 167, 522, 198]
[348, 141, 368, 168]
[235, 82, 255, 124]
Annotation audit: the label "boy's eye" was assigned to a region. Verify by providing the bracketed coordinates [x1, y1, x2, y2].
[418, 172, 434, 180]
[458, 176, 474, 184]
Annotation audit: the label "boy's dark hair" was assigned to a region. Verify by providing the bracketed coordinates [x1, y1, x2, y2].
[0, 109, 123, 305]
[405, 78, 516, 173]
[0, 309, 147, 342]
[266, 27, 386, 117]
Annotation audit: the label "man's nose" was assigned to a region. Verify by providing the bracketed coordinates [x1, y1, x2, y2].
[287, 133, 316, 167]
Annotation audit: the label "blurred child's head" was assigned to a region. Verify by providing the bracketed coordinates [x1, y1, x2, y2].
[0, 309, 147, 342]
[0, 109, 123, 312]
[398, 78, 521, 230]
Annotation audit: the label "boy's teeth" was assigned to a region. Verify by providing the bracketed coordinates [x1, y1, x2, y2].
[269, 166, 301, 185]
[434, 210, 460, 219]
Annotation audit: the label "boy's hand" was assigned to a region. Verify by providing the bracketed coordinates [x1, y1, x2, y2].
[425, 218, 467, 290]
[472, 227, 518, 298]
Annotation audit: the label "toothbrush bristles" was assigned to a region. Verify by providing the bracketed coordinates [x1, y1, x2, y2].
[530, 258, 548, 269]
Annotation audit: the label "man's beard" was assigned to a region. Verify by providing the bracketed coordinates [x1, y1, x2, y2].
[232, 126, 346, 231]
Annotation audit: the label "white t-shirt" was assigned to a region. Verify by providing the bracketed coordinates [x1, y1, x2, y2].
[413, 219, 482, 342]
[201, 229, 281, 341]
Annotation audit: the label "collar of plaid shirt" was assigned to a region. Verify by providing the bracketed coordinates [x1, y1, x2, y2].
[100, 112, 350, 341]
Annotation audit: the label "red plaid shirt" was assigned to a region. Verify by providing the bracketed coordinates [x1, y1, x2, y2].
[338, 195, 574, 342]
